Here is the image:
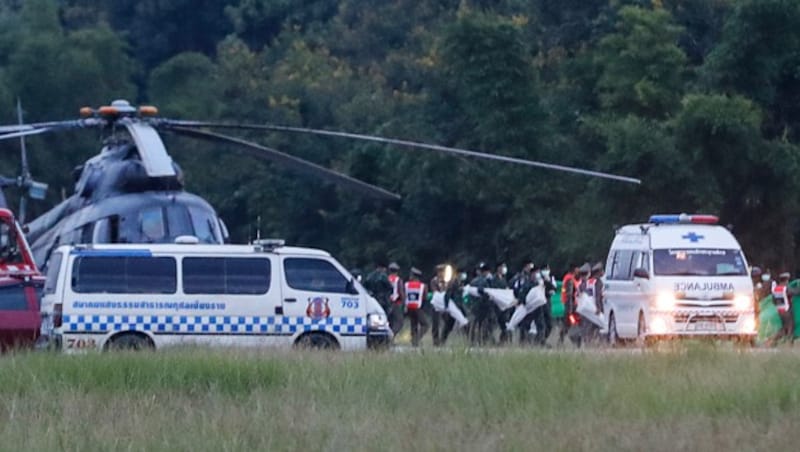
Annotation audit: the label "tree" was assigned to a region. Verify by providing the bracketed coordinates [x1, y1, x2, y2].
[595, 6, 688, 119]
[673, 94, 800, 268]
[703, 0, 800, 140]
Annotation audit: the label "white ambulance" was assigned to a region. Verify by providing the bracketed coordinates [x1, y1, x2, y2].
[603, 214, 756, 345]
[39, 239, 392, 351]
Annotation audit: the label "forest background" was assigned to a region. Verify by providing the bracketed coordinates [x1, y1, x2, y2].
[0, 0, 798, 275]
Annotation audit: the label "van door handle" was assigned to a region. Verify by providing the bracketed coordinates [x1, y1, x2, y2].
[284, 298, 297, 303]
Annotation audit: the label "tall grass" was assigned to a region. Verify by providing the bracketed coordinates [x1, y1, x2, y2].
[1, 347, 799, 451]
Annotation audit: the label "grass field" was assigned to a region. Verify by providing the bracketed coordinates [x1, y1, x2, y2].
[1, 346, 799, 451]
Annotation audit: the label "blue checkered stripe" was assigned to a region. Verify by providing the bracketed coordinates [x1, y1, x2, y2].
[62, 315, 367, 335]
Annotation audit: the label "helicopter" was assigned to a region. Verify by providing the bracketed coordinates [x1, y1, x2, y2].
[0, 99, 642, 268]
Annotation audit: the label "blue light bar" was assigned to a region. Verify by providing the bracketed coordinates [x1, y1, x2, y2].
[649, 214, 684, 224]
[648, 213, 719, 225]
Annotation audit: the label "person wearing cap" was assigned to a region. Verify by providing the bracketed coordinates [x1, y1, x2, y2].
[572, 263, 593, 347]
[429, 264, 466, 346]
[404, 267, 430, 347]
[772, 272, 796, 343]
[469, 262, 495, 345]
[510, 264, 542, 345]
[559, 263, 583, 346]
[751, 266, 765, 316]
[530, 264, 557, 346]
[364, 262, 393, 322]
[387, 262, 406, 335]
[493, 263, 512, 344]
[430, 264, 448, 346]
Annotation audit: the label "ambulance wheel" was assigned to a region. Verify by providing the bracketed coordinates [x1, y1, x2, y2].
[608, 313, 623, 347]
[635, 313, 648, 348]
[106, 332, 154, 351]
[295, 332, 339, 350]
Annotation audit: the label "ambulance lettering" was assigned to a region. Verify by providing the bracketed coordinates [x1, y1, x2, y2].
[673, 282, 734, 292]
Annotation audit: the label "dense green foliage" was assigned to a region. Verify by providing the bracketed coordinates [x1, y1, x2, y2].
[1, 348, 800, 450]
[0, 0, 798, 274]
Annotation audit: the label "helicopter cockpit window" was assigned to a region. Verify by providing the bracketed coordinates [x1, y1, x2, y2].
[189, 207, 221, 244]
[166, 206, 193, 238]
[140, 207, 166, 242]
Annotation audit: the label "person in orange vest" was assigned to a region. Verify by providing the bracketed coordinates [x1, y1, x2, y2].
[405, 267, 430, 347]
[559, 263, 581, 345]
[772, 272, 796, 344]
[387, 262, 406, 335]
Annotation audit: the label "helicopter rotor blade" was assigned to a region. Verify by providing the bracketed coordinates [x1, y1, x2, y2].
[164, 126, 401, 201]
[0, 118, 103, 141]
[0, 127, 55, 141]
[161, 120, 642, 185]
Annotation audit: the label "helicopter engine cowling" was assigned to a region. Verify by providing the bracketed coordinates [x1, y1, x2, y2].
[75, 143, 184, 201]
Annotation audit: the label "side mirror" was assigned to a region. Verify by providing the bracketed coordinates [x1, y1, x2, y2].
[345, 278, 359, 295]
[633, 268, 650, 280]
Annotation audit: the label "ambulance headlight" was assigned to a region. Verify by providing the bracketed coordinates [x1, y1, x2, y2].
[368, 313, 388, 329]
[733, 294, 753, 311]
[655, 292, 676, 311]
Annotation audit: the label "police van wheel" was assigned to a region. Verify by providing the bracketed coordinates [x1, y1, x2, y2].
[106, 333, 154, 351]
[295, 332, 339, 350]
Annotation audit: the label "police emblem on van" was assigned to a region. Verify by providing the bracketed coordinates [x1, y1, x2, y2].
[306, 297, 331, 320]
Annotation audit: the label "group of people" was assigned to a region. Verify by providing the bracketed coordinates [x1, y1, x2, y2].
[360, 259, 607, 348]
[752, 267, 796, 343]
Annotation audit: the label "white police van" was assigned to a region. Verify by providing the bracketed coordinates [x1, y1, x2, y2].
[39, 239, 392, 351]
[603, 214, 756, 345]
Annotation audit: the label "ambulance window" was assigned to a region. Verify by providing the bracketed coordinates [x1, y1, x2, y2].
[0, 283, 27, 310]
[72, 256, 177, 294]
[44, 252, 63, 295]
[182, 257, 271, 294]
[284, 258, 349, 293]
[610, 251, 634, 280]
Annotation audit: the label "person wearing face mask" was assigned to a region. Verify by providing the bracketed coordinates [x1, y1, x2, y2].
[535, 264, 557, 345]
[493, 263, 512, 344]
[751, 266, 766, 315]
[469, 262, 494, 345]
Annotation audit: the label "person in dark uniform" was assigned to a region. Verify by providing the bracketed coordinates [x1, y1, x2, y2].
[538, 264, 557, 345]
[364, 262, 392, 319]
[469, 262, 494, 346]
[404, 267, 430, 347]
[387, 262, 405, 335]
[493, 262, 512, 344]
[430, 264, 447, 346]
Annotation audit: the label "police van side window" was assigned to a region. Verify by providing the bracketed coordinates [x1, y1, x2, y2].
[44, 252, 63, 295]
[72, 256, 177, 294]
[182, 258, 271, 295]
[284, 258, 349, 293]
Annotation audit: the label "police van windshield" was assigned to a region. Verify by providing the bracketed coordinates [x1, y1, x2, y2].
[653, 249, 747, 277]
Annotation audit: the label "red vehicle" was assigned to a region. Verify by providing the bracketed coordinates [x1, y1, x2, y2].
[0, 208, 44, 350]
